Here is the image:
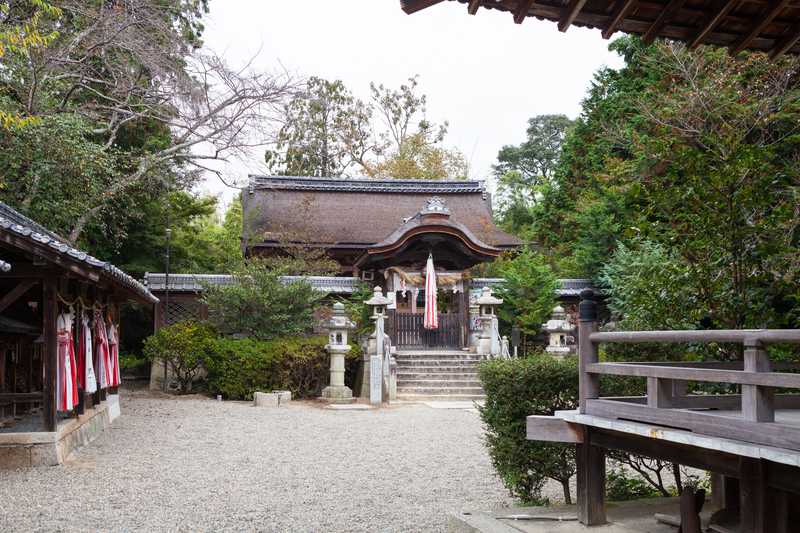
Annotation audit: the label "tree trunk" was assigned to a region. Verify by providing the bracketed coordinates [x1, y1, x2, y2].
[672, 462, 683, 494]
[561, 478, 572, 505]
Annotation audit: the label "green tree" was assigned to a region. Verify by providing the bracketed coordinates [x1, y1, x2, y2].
[202, 259, 325, 340]
[266, 77, 375, 177]
[492, 248, 557, 335]
[370, 75, 468, 179]
[0, 0, 293, 245]
[492, 115, 574, 233]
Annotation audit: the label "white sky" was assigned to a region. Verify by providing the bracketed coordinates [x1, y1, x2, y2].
[196, 0, 625, 209]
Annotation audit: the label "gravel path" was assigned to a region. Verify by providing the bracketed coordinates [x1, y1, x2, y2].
[0, 388, 516, 532]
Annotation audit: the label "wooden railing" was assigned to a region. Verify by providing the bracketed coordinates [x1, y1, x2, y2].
[578, 291, 800, 451]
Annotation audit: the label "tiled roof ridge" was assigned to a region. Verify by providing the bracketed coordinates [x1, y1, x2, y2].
[0, 201, 157, 303]
[248, 175, 485, 193]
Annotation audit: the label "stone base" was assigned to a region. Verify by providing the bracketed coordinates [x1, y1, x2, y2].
[320, 385, 355, 404]
[254, 392, 280, 407]
[0, 396, 117, 469]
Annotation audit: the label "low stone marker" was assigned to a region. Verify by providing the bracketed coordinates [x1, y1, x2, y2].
[273, 390, 292, 404]
[253, 391, 292, 407]
[253, 392, 279, 407]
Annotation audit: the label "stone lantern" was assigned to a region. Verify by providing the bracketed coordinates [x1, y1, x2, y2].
[321, 302, 356, 403]
[542, 305, 575, 358]
[476, 286, 502, 357]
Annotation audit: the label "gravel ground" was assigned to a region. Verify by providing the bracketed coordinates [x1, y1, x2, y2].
[0, 388, 518, 532]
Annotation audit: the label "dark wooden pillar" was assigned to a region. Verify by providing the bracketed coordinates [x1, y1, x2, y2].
[576, 428, 606, 525]
[738, 457, 774, 533]
[42, 277, 58, 432]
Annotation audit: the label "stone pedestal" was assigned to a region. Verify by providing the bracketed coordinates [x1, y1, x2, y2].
[321, 346, 354, 403]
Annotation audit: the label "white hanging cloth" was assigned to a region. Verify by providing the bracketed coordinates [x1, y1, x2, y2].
[81, 312, 97, 394]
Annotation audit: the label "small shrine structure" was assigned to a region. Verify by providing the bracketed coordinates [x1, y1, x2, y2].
[0, 202, 156, 468]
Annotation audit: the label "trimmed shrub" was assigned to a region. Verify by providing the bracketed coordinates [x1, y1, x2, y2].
[205, 335, 360, 400]
[143, 321, 218, 393]
[478, 355, 578, 504]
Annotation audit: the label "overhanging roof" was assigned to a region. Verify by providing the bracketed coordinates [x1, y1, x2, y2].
[0, 202, 157, 304]
[401, 0, 800, 58]
[243, 175, 522, 251]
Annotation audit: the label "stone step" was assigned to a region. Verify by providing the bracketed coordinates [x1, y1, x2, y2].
[395, 361, 480, 370]
[396, 394, 485, 401]
[395, 350, 471, 356]
[397, 372, 479, 380]
[397, 379, 481, 388]
[397, 386, 485, 396]
[395, 357, 481, 365]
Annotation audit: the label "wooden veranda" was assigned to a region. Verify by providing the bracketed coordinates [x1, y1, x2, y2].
[528, 290, 800, 531]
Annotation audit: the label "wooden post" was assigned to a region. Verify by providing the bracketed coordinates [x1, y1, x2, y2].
[42, 277, 58, 432]
[576, 428, 606, 525]
[742, 340, 774, 422]
[578, 289, 599, 413]
[647, 377, 674, 408]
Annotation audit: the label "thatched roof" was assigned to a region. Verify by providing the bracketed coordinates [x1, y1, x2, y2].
[401, 0, 800, 58]
[243, 176, 522, 252]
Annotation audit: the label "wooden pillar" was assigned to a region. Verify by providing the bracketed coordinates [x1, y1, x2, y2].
[576, 428, 606, 525]
[578, 289, 599, 413]
[42, 277, 58, 432]
[738, 457, 769, 533]
[742, 340, 774, 422]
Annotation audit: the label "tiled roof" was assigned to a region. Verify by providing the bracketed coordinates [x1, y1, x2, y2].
[248, 175, 485, 194]
[470, 278, 595, 297]
[0, 202, 158, 304]
[143, 273, 362, 294]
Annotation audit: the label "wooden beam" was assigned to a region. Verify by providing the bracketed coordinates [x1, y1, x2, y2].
[526, 415, 585, 443]
[730, 0, 792, 55]
[689, 0, 739, 49]
[558, 0, 588, 32]
[400, 0, 445, 14]
[591, 427, 741, 477]
[770, 20, 800, 58]
[468, 0, 481, 15]
[602, 0, 638, 39]
[642, 0, 687, 45]
[513, 0, 535, 24]
[0, 280, 37, 314]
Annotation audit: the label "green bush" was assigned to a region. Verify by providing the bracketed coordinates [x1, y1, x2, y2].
[606, 468, 661, 501]
[143, 321, 218, 393]
[205, 335, 360, 400]
[478, 355, 578, 504]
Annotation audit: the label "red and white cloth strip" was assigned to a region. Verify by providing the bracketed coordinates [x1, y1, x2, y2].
[423, 254, 438, 330]
[56, 312, 78, 412]
[94, 308, 112, 390]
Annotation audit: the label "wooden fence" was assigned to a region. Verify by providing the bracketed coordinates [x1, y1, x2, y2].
[390, 312, 463, 349]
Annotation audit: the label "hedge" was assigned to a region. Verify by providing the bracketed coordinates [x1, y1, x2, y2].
[144, 321, 360, 400]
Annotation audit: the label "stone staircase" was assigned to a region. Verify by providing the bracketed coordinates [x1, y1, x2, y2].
[394, 350, 485, 401]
